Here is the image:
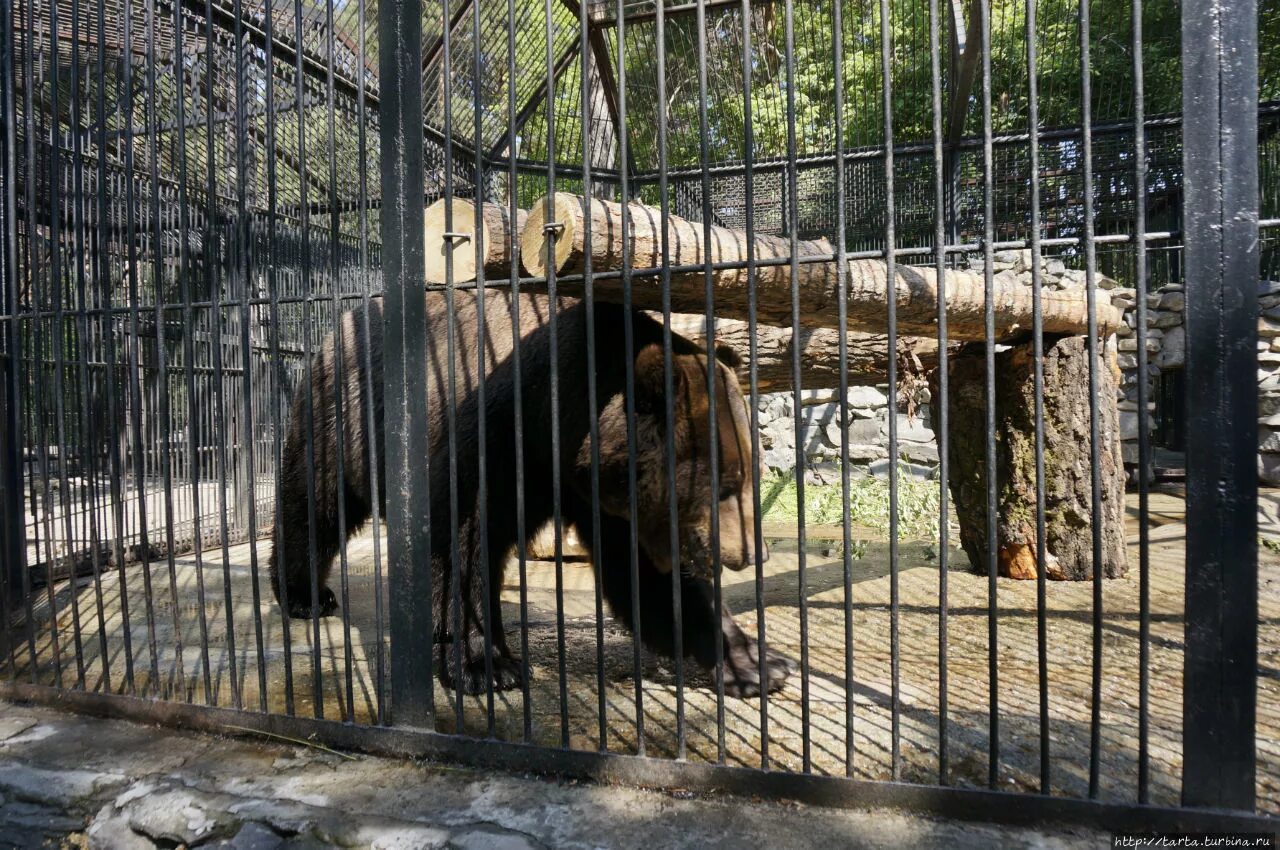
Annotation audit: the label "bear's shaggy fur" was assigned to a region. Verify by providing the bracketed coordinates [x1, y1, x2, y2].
[269, 292, 793, 697]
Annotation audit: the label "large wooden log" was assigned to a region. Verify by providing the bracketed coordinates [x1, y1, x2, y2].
[521, 192, 1121, 341]
[930, 335, 1127, 581]
[658, 312, 947, 391]
[424, 198, 528, 284]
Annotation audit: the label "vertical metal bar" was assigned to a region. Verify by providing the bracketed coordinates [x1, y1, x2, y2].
[541, 0, 570, 749]
[48, 0, 89, 690]
[576, 0, 608, 753]
[1181, 0, 1258, 812]
[694, 0, 725, 765]
[1078, 0, 1104, 799]
[123, 0, 160, 696]
[357, 0, 386, 727]
[740, 0, 769, 771]
[1026, 0, 1051, 796]
[833, 0, 855, 779]
[782, 0, 811, 774]
[232, 0, 269, 714]
[1131, 0, 1151, 804]
[205, 0, 240, 711]
[293, 0, 324, 720]
[978, 0, 999, 789]
[263, 0, 297, 717]
[878, 0, 901, 781]
[654, 0, 683, 760]
[325, 0, 356, 723]
[472, 0, 496, 737]
[928, 0, 950, 787]
[69, 0, 114, 694]
[152, 0, 185, 702]
[378, 0, 433, 729]
[615, 0, 646, 758]
[441, 0, 465, 733]
[172, 0, 215, 705]
[508, 0, 532, 742]
[0, 0, 24, 673]
[96, 0, 135, 696]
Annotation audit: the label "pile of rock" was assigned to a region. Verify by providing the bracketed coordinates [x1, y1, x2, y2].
[756, 384, 937, 484]
[753, 250, 1276, 488]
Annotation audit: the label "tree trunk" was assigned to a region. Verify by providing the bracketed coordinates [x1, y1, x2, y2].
[423, 199, 527, 284]
[658, 312, 949, 392]
[930, 335, 1127, 581]
[521, 192, 1121, 341]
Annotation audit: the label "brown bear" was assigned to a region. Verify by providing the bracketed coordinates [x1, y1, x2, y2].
[269, 291, 794, 698]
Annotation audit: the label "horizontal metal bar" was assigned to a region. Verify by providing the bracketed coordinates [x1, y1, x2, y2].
[1, 682, 1274, 835]
[626, 103, 1280, 184]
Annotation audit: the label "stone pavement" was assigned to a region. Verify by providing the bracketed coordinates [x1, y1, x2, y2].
[0, 700, 1111, 850]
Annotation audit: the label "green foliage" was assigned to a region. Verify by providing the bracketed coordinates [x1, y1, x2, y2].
[759, 467, 942, 539]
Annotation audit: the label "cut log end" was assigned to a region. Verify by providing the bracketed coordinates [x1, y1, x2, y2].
[520, 192, 581, 278]
[424, 198, 483, 284]
[424, 198, 528, 284]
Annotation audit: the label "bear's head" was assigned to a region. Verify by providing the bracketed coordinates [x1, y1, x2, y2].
[580, 340, 767, 578]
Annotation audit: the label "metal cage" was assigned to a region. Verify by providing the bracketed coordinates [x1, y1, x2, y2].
[0, 0, 1273, 833]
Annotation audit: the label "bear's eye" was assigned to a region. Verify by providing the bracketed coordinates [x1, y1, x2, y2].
[718, 480, 738, 501]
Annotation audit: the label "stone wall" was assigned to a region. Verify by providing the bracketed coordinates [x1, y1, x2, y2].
[754, 251, 1275, 486]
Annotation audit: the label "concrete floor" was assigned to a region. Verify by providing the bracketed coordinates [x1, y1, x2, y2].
[4, 488, 1279, 815]
[0, 700, 1118, 850]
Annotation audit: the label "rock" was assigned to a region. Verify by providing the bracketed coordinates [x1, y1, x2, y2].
[1260, 428, 1280, 454]
[205, 822, 286, 850]
[1261, 453, 1280, 486]
[1118, 337, 1160, 353]
[882, 414, 935, 445]
[1156, 291, 1185, 311]
[0, 764, 128, 809]
[829, 417, 882, 446]
[1261, 293, 1280, 309]
[450, 827, 542, 850]
[846, 385, 887, 409]
[1096, 276, 1118, 290]
[1260, 280, 1280, 297]
[869, 458, 936, 481]
[125, 787, 239, 846]
[845, 443, 889, 462]
[1117, 354, 1138, 370]
[1043, 258, 1067, 278]
[1261, 318, 1280, 339]
[1152, 311, 1183, 329]
[87, 805, 156, 850]
[0, 717, 37, 742]
[1157, 325, 1185, 369]
[1261, 393, 1280, 418]
[898, 442, 940, 464]
[1120, 412, 1142, 440]
[1261, 372, 1280, 391]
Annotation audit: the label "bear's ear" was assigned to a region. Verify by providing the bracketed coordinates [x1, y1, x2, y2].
[714, 343, 742, 370]
[634, 342, 683, 413]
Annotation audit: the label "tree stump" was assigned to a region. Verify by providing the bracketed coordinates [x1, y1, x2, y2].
[930, 335, 1127, 580]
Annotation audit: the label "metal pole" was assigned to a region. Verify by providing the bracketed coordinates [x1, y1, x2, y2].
[378, 0, 432, 728]
[1181, 0, 1259, 812]
[0, 0, 24, 632]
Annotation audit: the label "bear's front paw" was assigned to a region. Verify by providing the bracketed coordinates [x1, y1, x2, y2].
[721, 637, 796, 699]
[285, 585, 339, 619]
[439, 649, 527, 695]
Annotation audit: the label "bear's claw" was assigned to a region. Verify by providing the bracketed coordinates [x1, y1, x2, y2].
[721, 636, 796, 699]
[285, 586, 339, 620]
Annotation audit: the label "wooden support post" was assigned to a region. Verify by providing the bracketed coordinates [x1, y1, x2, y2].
[931, 335, 1127, 581]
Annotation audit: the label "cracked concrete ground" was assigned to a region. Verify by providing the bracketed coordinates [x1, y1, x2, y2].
[0, 700, 1112, 850]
